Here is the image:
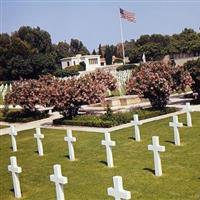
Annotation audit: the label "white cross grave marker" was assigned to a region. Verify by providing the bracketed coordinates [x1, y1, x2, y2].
[9, 125, 18, 152]
[101, 132, 116, 167]
[107, 176, 131, 200]
[169, 116, 183, 146]
[185, 102, 193, 127]
[131, 114, 143, 141]
[8, 156, 22, 198]
[34, 127, 44, 156]
[64, 129, 76, 161]
[148, 136, 165, 176]
[50, 164, 68, 200]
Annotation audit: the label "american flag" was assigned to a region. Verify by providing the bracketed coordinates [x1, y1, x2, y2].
[120, 8, 136, 22]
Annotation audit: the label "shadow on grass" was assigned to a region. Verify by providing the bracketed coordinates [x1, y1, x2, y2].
[143, 167, 155, 175]
[165, 140, 175, 145]
[64, 155, 70, 159]
[9, 188, 14, 193]
[99, 160, 107, 166]
[128, 136, 135, 140]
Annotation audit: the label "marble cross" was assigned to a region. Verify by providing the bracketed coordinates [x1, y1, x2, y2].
[185, 102, 193, 127]
[131, 114, 143, 141]
[107, 176, 131, 200]
[8, 156, 22, 198]
[169, 116, 183, 146]
[101, 132, 116, 167]
[64, 129, 76, 161]
[148, 136, 165, 176]
[9, 125, 18, 152]
[34, 127, 44, 156]
[50, 164, 68, 200]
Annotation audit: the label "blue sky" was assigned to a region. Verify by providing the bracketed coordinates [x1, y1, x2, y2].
[1, 0, 200, 51]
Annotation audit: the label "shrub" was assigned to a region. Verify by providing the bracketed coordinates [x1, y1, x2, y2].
[184, 58, 200, 99]
[54, 63, 86, 78]
[113, 58, 123, 64]
[0, 109, 49, 122]
[6, 70, 117, 118]
[54, 68, 79, 78]
[116, 64, 139, 71]
[53, 107, 177, 128]
[126, 61, 193, 109]
[79, 61, 86, 71]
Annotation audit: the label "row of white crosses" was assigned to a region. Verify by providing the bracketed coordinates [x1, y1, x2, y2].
[7, 102, 194, 199]
[0, 84, 4, 93]
[0, 83, 12, 100]
[8, 156, 131, 200]
[8, 126, 130, 199]
[131, 103, 193, 143]
[9, 125, 44, 156]
[1, 84, 8, 100]
[130, 102, 194, 177]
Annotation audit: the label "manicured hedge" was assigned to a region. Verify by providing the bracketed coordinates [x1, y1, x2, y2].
[54, 63, 86, 78]
[53, 107, 177, 128]
[0, 110, 49, 123]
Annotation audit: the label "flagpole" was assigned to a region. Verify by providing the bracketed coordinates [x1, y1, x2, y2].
[119, 9, 126, 64]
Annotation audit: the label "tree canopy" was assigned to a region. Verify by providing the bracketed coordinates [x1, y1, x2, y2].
[0, 26, 89, 81]
[125, 28, 200, 63]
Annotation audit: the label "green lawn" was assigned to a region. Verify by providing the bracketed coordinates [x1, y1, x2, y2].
[0, 125, 8, 129]
[0, 112, 200, 200]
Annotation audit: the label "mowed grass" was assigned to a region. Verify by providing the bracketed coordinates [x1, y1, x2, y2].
[0, 125, 8, 129]
[0, 112, 200, 200]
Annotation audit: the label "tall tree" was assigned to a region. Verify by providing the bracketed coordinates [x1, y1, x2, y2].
[92, 49, 97, 55]
[105, 46, 112, 65]
[98, 44, 103, 58]
[70, 39, 89, 55]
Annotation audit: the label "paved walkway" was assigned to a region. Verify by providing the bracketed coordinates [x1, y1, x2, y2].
[1, 90, 200, 136]
[42, 105, 200, 133]
[1, 104, 200, 136]
[0, 112, 62, 136]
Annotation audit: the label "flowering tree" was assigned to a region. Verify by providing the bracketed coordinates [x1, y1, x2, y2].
[184, 58, 200, 100]
[126, 61, 193, 109]
[6, 70, 117, 118]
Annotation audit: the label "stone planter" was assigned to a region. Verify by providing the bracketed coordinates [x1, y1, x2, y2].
[102, 95, 142, 107]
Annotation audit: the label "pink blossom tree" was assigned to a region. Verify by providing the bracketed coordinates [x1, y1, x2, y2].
[126, 61, 193, 109]
[6, 70, 117, 118]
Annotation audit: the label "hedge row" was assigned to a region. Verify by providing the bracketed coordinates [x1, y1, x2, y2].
[0, 110, 49, 123]
[53, 107, 177, 128]
[54, 62, 86, 78]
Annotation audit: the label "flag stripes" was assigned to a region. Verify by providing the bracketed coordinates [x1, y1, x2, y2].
[120, 8, 136, 22]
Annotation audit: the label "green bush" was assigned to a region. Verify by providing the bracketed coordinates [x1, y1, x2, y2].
[53, 107, 177, 128]
[54, 63, 86, 78]
[113, 58, 123, 64]
[184, 58, 200, 99]
[54, 118, 113, 128]
[116, 64, 139, 71]
[54, 68, 79, 78]
[0, 110, 49, 122]
[79, 61, 86, 71]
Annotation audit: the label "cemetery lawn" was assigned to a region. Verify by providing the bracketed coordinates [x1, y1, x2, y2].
[0, 112, 200, 200]
[0, 125, 8, 129]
